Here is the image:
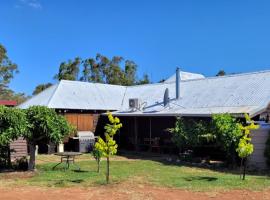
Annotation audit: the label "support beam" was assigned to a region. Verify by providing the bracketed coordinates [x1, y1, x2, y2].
[134, 117, 138, 151]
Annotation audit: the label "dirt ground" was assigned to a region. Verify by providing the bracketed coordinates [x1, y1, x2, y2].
[0, 182, 270, 200]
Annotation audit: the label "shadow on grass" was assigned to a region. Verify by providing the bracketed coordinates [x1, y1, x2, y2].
[72, 169, 89, 173]
[119, 150, 270, 177]
[184, 176, 218, 182]
[53, 179, 85, 186]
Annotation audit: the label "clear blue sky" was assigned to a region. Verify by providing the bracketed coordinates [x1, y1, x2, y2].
[1, 0, 270, 95]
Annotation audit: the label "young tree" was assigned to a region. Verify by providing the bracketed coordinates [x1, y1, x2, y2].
[92, 148, 102, 173]
[0, 106, 28, 166]
[32, 83, 53, 95]
[236, 114, 259, 180]
[94, 112, 122, 183]
[24, 106, 73, 170]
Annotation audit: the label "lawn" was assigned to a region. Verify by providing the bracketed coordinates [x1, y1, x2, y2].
[1, 153, 270, 191]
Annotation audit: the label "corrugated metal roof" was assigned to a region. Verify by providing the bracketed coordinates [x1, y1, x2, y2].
[19, 80, 126, 110]
[18, 70, 270, 117]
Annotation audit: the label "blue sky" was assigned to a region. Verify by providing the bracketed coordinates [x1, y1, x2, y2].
[1, 0, 270, 95]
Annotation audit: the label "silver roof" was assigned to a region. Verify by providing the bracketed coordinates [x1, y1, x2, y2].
[19, 70, 270, 117]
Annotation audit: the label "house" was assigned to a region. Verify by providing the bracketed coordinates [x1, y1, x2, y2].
[18, 69, 270, 168]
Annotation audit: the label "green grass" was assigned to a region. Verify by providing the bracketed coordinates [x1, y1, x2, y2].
[1, 156, 270, 191]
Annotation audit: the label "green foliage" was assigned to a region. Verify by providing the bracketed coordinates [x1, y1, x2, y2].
[212, 114, 242, 164]
[55, 53, 150, 85]
[24, 106, 74, 170]
[24, 106, 73, 144]
[0, 44, 27, 103]
[3, 157, 270, 191]
[32, 83, 53, 95]
[54, 57, 81, 81]
[0, 106, 28, 146]
[95, 112, 122, 157]
[92, 148, 102, 173]
[236, 114, 259, 159]
[0, 86, 28, 104]
[235, 114, 259, 180]
[136, 74, 150, 85]
[0, 44, 18, 86]
[94, 112, 122, 183]
[168, 117, 214, 152]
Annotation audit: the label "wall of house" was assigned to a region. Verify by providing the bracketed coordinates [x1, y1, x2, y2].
[64, 113, 99, 132]
[9, 137, 28, 162]
[249, 124, 270, 169]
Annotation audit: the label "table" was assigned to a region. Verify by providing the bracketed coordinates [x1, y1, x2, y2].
[52, 152, 82, 171]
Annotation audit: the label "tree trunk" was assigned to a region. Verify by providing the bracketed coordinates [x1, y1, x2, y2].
[7, 146, 11, 167]
[106, 157, 110, 184]
[240, 158, 243, 179]
[242, 159, 247, 180]
[97, 158, 100, 173]
[28, 144, 36, 171]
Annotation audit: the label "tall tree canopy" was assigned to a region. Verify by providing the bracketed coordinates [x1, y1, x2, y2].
[54, 57, 81, 81]
[54, 54, 150, 86]
[0, 44, 18, 87]
[0, 44, 27, 103]
[32, 83, 53, 95]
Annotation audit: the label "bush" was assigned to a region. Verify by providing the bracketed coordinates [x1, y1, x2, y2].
[12, 157, 28, 171]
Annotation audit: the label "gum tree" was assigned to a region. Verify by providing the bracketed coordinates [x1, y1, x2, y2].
[94, 112, 122, 183]
[24, 106, 73, 170]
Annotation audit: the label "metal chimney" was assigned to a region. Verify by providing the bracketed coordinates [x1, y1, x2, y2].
[176, 67, 180, 99]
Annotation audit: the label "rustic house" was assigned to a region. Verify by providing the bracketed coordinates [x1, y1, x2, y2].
[18, 69, 270, 168]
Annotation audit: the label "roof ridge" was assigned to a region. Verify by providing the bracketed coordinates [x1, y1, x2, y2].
[47, 82, 61, 107]
[60, 79, 127, 87]
[180, 69, 270, 83]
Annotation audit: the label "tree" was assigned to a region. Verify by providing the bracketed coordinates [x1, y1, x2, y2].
[94, 112, 122, 183]
[0, 44, 18, 87]
[24, 106, 73, 170]
[56, 53, 150, 86]
[137, 74, 150, 85]
[236, 114, 259, 180]
[54, 57, 81, 81]
[93, 148, 102, 173]
[0, 86, 27, 104]
[216, 70, 226, 76]
[32, 83, 53, 95]
[122, 60, 137, 86]
[0, 106, 28, 145]
[168, 118, 214, 154]
[0, 44, 27, 103]
[212, 114, 243, 166]
[0, 106, 28, 166]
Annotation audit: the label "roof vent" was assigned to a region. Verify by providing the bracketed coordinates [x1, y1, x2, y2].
[163, 88, 170, 107]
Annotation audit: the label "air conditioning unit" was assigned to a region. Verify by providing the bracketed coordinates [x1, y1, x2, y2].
[129, 98, 139, 110]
